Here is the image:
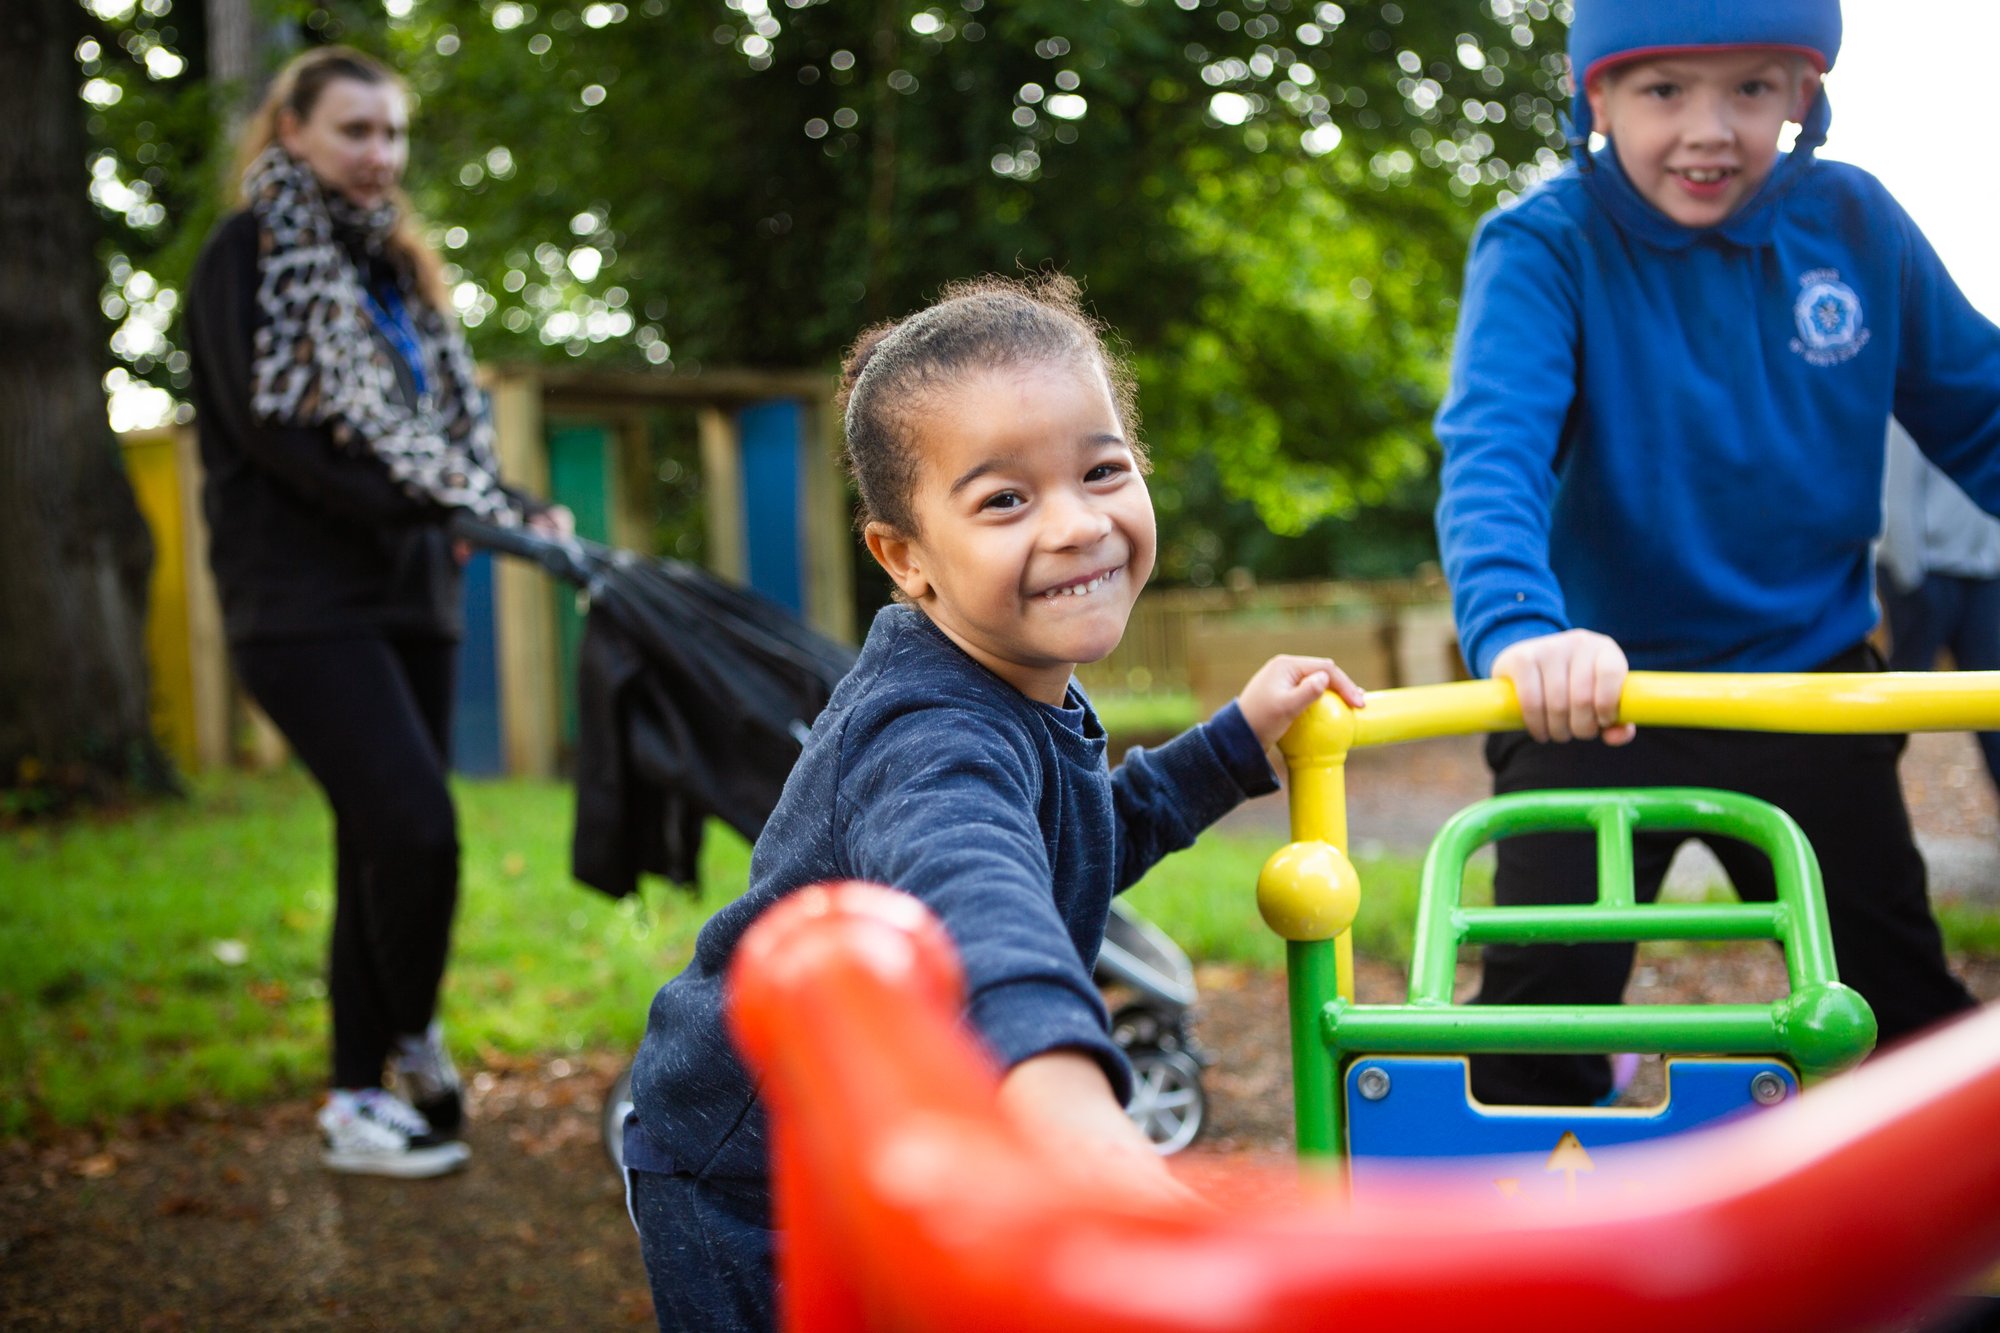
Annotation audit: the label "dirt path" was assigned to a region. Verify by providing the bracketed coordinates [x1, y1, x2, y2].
[6, 734, 1997, 1330]
[9, 945, 1998, 1331]
[1, 1054, 653, 1330]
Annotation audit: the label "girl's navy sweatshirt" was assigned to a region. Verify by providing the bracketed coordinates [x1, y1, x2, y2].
[628, 604, 1276, 1184]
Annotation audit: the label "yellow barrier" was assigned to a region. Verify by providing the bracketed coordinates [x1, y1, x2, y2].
[1264, 670, 2000, 961]
[1284, 670, 2000, 761]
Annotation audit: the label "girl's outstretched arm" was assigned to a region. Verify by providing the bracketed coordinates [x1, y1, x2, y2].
[997, 1050, 1197, 1211]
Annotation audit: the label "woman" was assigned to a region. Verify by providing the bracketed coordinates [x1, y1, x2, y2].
[185, 46, 569, 1178]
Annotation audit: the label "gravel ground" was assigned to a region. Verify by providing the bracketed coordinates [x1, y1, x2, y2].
[5, 731, 1996, 1330]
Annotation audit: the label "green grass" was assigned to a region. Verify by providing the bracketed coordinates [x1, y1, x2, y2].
[6, 769, 1997, 1137]
[1091, 690, 1201, 739]
[0, 769, 745, 1137]
[1126, 834, 1488, 970]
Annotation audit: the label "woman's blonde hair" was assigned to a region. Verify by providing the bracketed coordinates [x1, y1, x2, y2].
[232, 45, 449, 312]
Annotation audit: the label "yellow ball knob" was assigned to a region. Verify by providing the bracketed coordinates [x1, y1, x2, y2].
[1257, 840, 1361, 943]
[1278, 693, 1359, 763]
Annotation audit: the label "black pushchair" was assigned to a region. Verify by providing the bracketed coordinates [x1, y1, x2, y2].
[456, 518, 1211, 1158]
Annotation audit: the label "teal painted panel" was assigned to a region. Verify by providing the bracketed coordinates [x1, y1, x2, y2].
[546, 421, 615, 753]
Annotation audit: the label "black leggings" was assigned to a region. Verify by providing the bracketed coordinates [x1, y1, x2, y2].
[234, 636, 460, 1089]
[1473, 711, 1978, 1107]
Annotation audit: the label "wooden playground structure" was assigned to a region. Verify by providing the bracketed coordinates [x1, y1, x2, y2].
[118, 364, 850, 777]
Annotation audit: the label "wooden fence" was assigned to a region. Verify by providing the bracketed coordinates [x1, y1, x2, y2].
[121, 399, 1461, 771]
[1076, 575, 1464, 716]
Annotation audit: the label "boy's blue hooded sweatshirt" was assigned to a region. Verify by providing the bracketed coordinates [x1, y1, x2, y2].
[1436, 113, 2000, 677]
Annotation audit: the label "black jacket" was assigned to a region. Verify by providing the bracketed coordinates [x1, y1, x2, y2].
[185, 210, 463, 644]
[568, 551, 855, 895]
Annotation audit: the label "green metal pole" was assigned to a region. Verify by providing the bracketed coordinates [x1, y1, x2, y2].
[1288, 939, 1341, 1158]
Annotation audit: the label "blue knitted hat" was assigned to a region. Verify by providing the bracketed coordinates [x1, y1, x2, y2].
[1568, 0, 1842, 146]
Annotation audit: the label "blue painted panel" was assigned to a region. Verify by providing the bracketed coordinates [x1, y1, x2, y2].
[739, 398, 805, 614]
[452, 549, 505, 776]
[1346, 1056, 1798, 1202]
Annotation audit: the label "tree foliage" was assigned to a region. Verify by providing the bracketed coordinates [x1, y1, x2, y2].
[86, 0, 1569, 581]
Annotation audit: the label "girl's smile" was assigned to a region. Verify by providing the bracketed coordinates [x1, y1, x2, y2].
[1036, 565, 1123, 600]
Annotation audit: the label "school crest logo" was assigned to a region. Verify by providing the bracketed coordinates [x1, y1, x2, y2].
[1790, 269, 1870, 366]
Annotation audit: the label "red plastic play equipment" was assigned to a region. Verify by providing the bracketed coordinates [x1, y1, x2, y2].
[729, 881, 2000, 1333]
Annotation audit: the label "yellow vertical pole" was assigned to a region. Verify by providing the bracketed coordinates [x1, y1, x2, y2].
[489, 369, 558, 779]
[1279, 697, 1359, 1002]
[799, 392, 855, 644]
[698, 404, 746, 583]
[1263, 697, 1365, 1159]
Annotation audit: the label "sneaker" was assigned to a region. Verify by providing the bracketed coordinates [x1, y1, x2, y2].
[1593, 1053, 1644, 1108]
[390, 1023, 464, 1137]
[319, 1088, 470, 1178]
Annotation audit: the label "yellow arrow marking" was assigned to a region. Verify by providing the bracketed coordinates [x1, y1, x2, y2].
[1493, 1177, 1521, 1198]
[1545, 1131, 1595, 1201]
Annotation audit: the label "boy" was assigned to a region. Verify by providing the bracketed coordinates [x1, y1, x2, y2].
[1435, 0, 2000, 1106]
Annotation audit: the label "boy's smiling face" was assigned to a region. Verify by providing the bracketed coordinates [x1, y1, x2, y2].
[1587, 47, 1819, 229]
[864, 360, 1156, 706]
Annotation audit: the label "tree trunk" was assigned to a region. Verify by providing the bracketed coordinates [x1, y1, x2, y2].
[207, 0, 270, 155]
[0, 0, 174, 805]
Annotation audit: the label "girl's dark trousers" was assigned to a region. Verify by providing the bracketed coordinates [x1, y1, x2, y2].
[233, 635, 460, 1089]
[1470, 646, 1980, 1108]
[629, 1166, 776, 1333]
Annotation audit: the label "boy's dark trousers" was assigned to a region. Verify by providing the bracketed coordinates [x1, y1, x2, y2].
[630, 1166, 776, 1333]
[1470, 649, 1979, 1107]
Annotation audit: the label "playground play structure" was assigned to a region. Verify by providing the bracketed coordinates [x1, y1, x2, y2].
[118, 364, 853, 778]
[726, 672, 2000, 1331]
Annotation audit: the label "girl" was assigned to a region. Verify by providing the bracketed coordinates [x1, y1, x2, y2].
[623, 275, 1363, 1329]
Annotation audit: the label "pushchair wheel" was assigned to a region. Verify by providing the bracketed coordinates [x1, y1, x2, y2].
[1124, 1045, 1206, 1155]
[602, 1062, 635, 1173]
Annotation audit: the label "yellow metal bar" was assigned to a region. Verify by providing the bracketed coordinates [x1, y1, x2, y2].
[1267, 671, 2000, 979]
[1620, 671, 2000, 733]
[1344, 680, 1522, 749]
[1284, 671, 2000, 757]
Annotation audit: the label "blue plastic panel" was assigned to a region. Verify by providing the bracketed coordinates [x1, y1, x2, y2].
[739, 399, 805, 615]
[1346, 1055, 1798, 1202]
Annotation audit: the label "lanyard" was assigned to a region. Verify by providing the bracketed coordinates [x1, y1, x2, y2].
[360, 281, 432, 400]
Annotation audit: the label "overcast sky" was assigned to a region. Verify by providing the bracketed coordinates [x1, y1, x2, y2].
[1819, 0, 1999, 320]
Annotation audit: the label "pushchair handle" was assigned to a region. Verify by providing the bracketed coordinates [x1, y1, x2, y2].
[449, 512, 607, 588]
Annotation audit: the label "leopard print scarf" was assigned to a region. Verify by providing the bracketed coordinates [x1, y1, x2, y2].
[243, 145, 518, 524]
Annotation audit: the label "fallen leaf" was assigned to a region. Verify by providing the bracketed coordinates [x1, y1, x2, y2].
[74, 1154, 118, 1179]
